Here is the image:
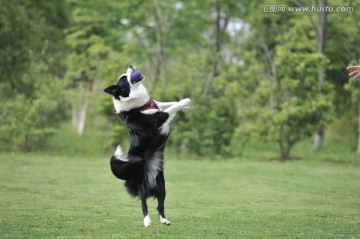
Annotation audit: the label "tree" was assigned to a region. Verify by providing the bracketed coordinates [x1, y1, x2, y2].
[96, 0, 244, 156]
[291, 0, 329, 149]
[0, 0, 70, 151]
[345, 67, 360, 153]
[237, 2, 332, 159]
[329, 0, 360, 153]
[65, 0, 128, 135]
[0, 1, 38, 96]
[167, 0, 243, 156]
[0, 60, 69, 151]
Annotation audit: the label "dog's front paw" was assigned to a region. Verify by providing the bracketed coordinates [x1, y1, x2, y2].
[144, 215, 151, 227]
[180, 98, 191, 105]
[179, 98, 191, 110]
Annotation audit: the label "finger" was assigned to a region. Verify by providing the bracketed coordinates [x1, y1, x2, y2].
[349, 71, 359, 77]
[354, 72, 360, 79]
[347, 66, 360, 70]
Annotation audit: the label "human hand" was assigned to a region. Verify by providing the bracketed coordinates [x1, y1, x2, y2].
[347, 65, 360, 79]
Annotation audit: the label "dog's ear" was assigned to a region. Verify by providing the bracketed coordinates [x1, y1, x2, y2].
[104, 85, 121, 99]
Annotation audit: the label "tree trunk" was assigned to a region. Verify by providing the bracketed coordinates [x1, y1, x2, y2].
[76, 97, 88, 135]
[153, 1, 169, 90]
[357, 133, 360, 155]
[357, 102, 360, 154]
[313, 0, 328, 150]
[21, 134, 30, 152]
[203, 3, 230, 96]
[279, 139, 287, 159]
[279, 139, 291, 160]
[72, 106, 78, 132]
[260, 39, 276, 111]
[278, 126, 293, 159]
[314, 125, 324, 149]
[72, 87, 89, 136]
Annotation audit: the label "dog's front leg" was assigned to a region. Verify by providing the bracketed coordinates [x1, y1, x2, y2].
[159, 98, 191, 135]
[155, 101, 177, 111]
[164, 98, 191, 115]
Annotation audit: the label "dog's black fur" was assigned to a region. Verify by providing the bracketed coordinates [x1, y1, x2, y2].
[104, 66, 190, 227]
[109, 107, 170, 213]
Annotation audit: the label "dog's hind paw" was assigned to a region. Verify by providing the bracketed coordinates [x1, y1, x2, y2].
[160, 215, 171, 225]
[144, 215, 151, 227]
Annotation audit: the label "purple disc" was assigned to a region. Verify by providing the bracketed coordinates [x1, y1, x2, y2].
[131, 71, 143, 83]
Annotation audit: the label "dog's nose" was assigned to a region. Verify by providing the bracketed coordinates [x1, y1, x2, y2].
[129, 65, 135, 70]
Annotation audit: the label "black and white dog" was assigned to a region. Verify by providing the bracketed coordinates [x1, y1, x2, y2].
[104, 66, 191, 227]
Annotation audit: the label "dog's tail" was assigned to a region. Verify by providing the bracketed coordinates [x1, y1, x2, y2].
[113, 145, 127, 161]
[110, 145, 142, 180]
[110, 145, 128, 180]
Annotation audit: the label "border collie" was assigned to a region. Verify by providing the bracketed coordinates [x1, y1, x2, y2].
[104, 65, 191, 227]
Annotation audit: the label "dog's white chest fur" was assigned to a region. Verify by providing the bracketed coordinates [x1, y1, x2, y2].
[113, 84, 149, 114]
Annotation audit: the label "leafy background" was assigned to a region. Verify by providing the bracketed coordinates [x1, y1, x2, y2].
[1, 0, 360, 159]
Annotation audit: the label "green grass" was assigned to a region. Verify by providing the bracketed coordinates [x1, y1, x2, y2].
[0, 152, 359, 238]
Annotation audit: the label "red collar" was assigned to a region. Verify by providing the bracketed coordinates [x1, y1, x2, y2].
[138, 98, 159, 112]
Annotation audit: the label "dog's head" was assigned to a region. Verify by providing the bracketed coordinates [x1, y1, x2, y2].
[104, 65, 145, 100]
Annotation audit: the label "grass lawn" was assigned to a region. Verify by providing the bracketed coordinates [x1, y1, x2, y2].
[0, 151, 359, 239]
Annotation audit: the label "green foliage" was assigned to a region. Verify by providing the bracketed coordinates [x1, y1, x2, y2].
[345, 75, 360, 103]
[0, 0, 70, 151]
[169, 65, 241, 157]
[1, 0, 359, 157]
[0, 60, 69, 151]
[326, 1, 360, 115]
[96, 1, 244, 156]
[238, 8, 333, 158]
[0, 0, 39, 95]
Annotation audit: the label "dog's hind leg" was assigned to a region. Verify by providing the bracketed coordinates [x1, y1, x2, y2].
[156, 172, 171, 225]
[140, 193, 151, 227]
